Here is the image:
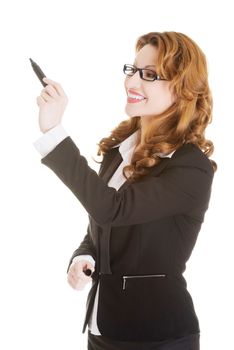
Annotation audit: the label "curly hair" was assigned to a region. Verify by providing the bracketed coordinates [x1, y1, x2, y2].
[93, 31, 217, 184]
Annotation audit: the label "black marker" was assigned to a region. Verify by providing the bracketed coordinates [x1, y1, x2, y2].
[29, 58, 48, 87]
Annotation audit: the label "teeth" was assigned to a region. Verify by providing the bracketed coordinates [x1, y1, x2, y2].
[128, 93, 145, 100]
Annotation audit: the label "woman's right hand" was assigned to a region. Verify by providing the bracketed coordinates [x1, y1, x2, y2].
[67, 259, 94, 291]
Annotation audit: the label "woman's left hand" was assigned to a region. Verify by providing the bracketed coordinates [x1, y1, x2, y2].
[36, 77, 68, 133]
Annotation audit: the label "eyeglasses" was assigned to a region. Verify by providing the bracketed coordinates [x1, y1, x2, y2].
[123, 64, 167, 81]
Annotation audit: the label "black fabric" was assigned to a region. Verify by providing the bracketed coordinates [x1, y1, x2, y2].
[88, 331, 200, 350]
[41, 138, 214, 341]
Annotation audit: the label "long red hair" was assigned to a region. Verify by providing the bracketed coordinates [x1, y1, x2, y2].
[93, 31, 217, 183]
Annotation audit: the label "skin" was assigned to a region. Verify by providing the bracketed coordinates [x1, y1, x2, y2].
[36, 44, 175, 290]
[36, 77, 68, 134]
[67, 259, 94, 291]
[124, 44, 175, 147]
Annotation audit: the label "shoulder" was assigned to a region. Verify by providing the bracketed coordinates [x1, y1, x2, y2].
[168, 143, 214, 177]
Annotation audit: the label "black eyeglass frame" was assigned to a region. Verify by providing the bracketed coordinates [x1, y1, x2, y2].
[123, 64, 168, 81]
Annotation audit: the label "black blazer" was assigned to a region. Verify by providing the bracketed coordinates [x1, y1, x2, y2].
[41, 136, 214, 342]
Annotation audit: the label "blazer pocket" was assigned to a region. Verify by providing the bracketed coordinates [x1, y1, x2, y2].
[122, 273, 166, 290]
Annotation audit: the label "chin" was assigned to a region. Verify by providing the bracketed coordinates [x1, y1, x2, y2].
[125, 106, 140, 118]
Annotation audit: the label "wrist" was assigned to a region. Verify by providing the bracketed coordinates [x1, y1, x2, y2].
[41, 125, 59, 134]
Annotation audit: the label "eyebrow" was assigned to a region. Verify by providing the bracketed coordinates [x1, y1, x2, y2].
[134, 62, 155, 68]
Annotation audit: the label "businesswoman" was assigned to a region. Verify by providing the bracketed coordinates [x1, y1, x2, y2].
[34, 31, 216, 349]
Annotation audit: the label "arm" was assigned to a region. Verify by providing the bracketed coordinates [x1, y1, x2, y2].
[41, 137, 214, 227]
[33, 126, 97, 273]
[66, 222, 96, 273]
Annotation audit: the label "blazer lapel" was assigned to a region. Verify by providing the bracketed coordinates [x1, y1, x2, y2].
[95, 149, 171, 275]
[94, 147, 123, 275]
[117, 156, 171, 192]
[98, 147, 123, 181]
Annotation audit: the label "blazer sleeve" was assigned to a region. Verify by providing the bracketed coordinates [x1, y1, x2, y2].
[66, 222, 96, 273]
[41, 136, 214, 227]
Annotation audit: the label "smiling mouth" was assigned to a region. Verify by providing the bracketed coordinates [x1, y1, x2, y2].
[127, 96, 146, 103]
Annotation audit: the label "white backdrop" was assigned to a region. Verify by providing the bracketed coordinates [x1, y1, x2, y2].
[0, 0, 233, 349]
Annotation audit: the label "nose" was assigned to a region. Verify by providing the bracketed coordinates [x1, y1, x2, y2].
[125, 70, 142, 89]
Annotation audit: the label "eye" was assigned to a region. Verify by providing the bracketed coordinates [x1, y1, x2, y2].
[144, 70, 156, 79]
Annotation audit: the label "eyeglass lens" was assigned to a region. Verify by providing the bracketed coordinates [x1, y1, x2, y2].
[124, 64, 156, 81]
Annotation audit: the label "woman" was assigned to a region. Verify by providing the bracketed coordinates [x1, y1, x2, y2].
[34, 31, 216, 349]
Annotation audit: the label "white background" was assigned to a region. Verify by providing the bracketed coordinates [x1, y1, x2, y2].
[0, 0, 233, 349]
